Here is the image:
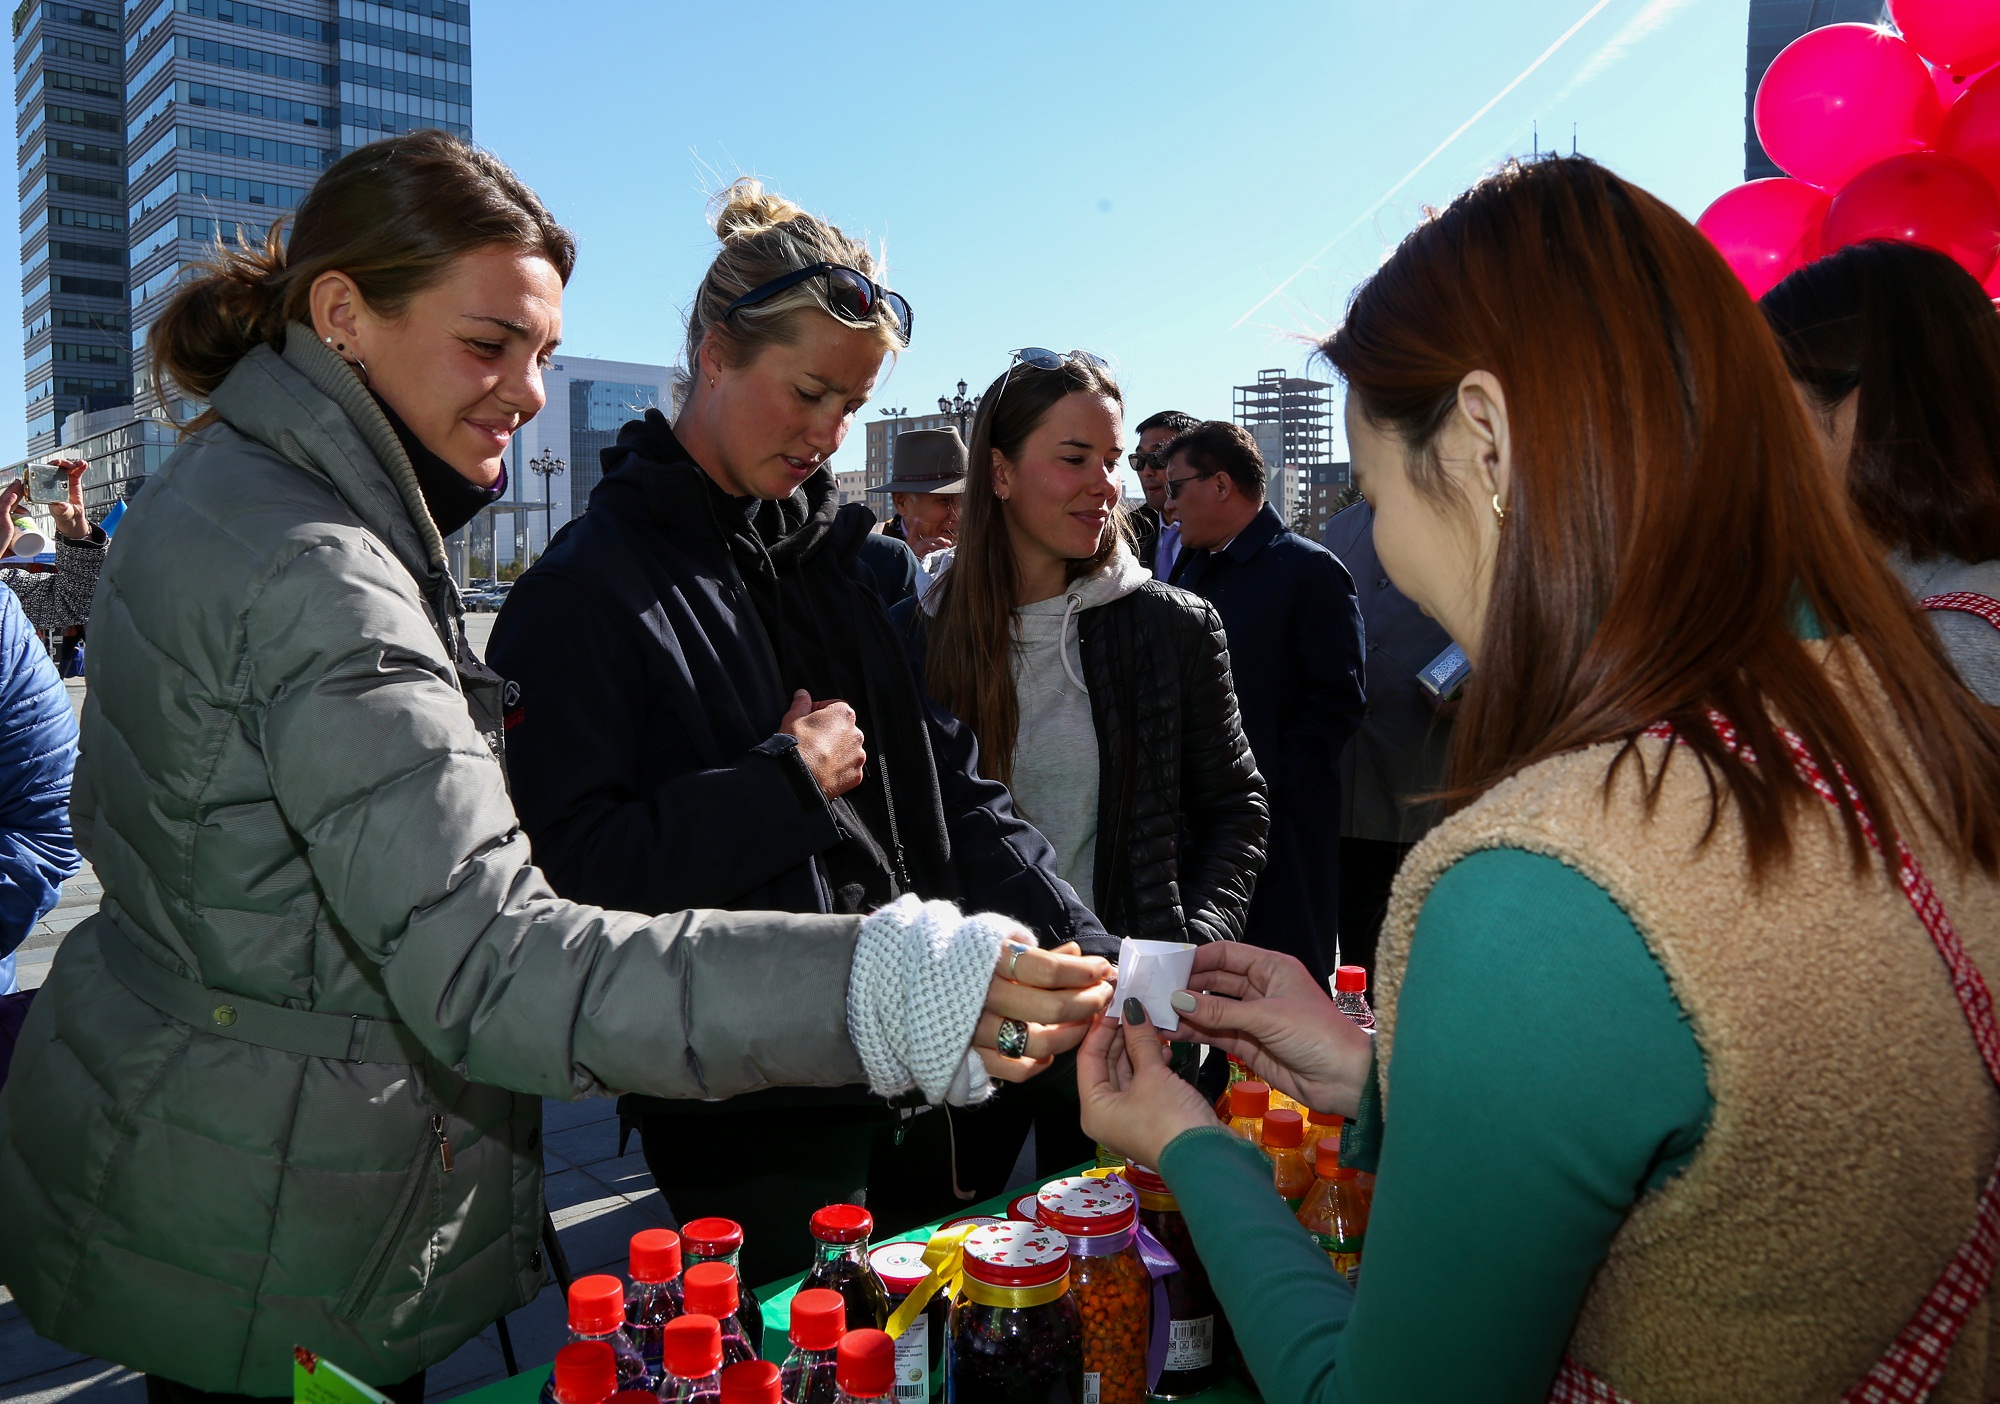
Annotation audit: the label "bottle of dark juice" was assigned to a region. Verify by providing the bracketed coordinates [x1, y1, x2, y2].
[803, 1205, 892, 1332]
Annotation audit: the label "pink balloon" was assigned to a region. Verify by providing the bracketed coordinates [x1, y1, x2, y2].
[1890, 0, 2000, 76]
[1822, 150, 2000, 281]
[1930, 57, 1999, 105]
[1940, 67, 2000, 194]
[1755, 23, 1943, 189]
[1696, 179, 1832, 297]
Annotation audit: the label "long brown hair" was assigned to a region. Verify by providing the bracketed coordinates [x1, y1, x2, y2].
[926, 355, 1125, 787]
[148, 129, 575, 412]
[1760, 239, 2000, 564]
[1321, 156, 2000, 876]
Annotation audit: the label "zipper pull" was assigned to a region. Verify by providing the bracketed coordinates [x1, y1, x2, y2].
[432, 1114, 454, 1173]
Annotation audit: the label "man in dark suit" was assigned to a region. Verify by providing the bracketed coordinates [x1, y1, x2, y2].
[1127, 410, 1198, 579]
[1167, 421, 1365, 986]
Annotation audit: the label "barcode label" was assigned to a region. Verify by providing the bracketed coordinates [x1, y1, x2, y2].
[1084, 1372, 1101, 1404]
[896, 1386, 925, 1401]
[1165, 1316, 1215, 1371]
[893, 1316, 928, 1400]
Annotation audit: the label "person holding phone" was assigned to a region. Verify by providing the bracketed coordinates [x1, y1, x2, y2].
[0, 459, 107, 632]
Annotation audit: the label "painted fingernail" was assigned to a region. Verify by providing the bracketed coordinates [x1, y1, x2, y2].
[1170, 991, 1197, 1014]
[1123, 997, 1149, 1026]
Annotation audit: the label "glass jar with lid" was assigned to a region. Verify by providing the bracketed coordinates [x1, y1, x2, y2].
[1034, 1177, 1149, 1404]
[871, 1240, 946, 1401]
[946, 1221, 1083, 1404]
[1119, 1164, 1229, 1398]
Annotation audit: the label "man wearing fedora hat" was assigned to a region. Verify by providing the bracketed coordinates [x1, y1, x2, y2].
[870, 427, 965, 574]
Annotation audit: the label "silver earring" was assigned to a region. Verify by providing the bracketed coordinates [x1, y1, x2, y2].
[323, 335, 333, 346]
[349, 357, 370, 387]
[1491, 493, 1507, 526]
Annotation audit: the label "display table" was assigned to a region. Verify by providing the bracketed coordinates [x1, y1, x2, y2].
[453, 1168, 1261, 1404]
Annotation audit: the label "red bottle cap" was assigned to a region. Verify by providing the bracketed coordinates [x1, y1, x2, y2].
[681, 1217, 744, 1257]
[1328, 1160, 1359, 1183]
[567, 1273, 626, 1335]
[868, 1241, 930, 1296]
[609, 1394, 658, 1404]
[1262, 1108, 1305, 1149]
[1308, 1108, 1342, 1126]
[789, 1287, 846, 1351]
[1035, 1175, 1138, 1237]
[661, 1314, 724, 1380]
[961, 1222, 1070, 1289]
[810, 1203, 873, 1245]
[1228, 1081, 1270, 1118]
[630, 1228, 682, 1285]
[683, 1261, 740, 1318]
[719, 1360, 783, 1404]
[1334, 965, 1368, 993]
[553, 1341, 618, 1404]
[1008, 1192, 1040, 1222]
[1315, 1138, 1344, 1177]
[836, 1329, 898, 1400]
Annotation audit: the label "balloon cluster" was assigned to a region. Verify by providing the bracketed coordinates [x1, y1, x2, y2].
[1697, 0, 2000, 299]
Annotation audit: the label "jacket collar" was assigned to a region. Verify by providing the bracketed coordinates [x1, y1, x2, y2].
[207, 323, 448, 583]
[1218, 502, 1287, 564]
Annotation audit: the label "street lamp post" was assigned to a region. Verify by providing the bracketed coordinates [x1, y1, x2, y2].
[938, 380, 978, 437]
[528, 448, 566, 558]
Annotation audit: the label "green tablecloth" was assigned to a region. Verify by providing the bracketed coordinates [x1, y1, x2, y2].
[453, 1168, 1260, 1404]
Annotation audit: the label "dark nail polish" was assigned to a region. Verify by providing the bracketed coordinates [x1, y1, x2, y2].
[1123, 997, 1149, 1026]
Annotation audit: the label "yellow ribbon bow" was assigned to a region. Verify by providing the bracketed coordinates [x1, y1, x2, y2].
[884, 1223, 976, 1340]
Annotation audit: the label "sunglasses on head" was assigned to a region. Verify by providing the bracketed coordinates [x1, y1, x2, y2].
[985, 347, 1111, 422]
[723, 262, 914, 346]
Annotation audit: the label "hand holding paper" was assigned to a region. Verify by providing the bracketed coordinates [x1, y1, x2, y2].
[1110, 937, 1197, 1031]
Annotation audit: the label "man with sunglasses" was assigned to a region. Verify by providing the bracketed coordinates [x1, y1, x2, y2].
[1164, 421, 1365, 989]
[1128, 411, 1198, 580]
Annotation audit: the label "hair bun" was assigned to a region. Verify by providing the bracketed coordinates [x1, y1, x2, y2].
[711, 176, 808, 244]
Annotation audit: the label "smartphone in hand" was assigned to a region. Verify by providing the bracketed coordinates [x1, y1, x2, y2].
[23, 461, 68, 505]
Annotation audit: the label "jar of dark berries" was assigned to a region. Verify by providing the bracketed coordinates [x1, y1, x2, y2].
[1035, 1177, 1149, 1404]
[946, 1221, 1084, 1404]
[1118, 1164, 1228, 1398]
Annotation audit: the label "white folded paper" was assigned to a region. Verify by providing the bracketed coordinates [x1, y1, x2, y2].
[1111, 937, 1198, 1032]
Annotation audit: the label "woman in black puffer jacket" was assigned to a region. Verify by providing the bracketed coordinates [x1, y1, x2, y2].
[895, 351, 1268, 1188]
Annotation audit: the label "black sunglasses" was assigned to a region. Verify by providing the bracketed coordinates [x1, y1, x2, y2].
[1130, 448, 1169, 472]
[1165, 470, 1216, 500]
[723, 262, 914, 345]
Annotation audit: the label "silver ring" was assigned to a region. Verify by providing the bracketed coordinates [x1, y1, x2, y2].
[1005, 943, 1028, 981]
[996, 1018, 1030, 1059]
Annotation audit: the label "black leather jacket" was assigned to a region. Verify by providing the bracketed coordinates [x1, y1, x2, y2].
[899, 580, 1269, 944]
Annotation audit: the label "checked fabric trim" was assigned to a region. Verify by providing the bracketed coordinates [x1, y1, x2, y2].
[1548, 713, 2000, 1404]
[1919, 593, 2000, 633]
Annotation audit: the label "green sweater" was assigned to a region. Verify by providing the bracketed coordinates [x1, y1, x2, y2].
[1157, 848, 1713, 1402]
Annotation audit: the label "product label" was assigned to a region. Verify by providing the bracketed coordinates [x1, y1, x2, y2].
[1312, 1232, 1364, 1287]
[894, 1317, 928, 1402]
[1084, 1372, 1101, 1404]
[1164, 1316, 1215, 1372]
[293, 1349, 390, 1404]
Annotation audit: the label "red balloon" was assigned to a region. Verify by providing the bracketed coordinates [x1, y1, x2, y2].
[1822, 150, 2000, 281]
[1930, 57, 1999, 105]
[1940, 67, 2000, 194]
[1755, 24, 1943, 189]
[1696, 179, 1832, 297]
[1890, 0, 2000, 76]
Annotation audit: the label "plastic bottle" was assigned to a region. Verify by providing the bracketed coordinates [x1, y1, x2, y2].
[683, 1218, 763, 1357]
[1332, 966, 1376, 1032]
[564, 1274, 648, 1392]
[626, 1228, 684, 1386]
[779, 1287, 846, 1404]
[1260, 1108, 1314, 1209]
[684, 1262, 759, 1370]
[722, 1361, 784, 1404]
[834, 1329, 898, 1404]
[552, 1341, 619, 1404]
[802, 1204, 891, 1331]
[1295, 1139, 1368, 1286]
[1302, 1109, 1343, 1160]
[1225, 1080, 1269, 1144]
[659, 1314, 725, 1404]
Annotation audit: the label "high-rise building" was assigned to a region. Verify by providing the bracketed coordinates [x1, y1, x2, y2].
[1293, 461, 1354, 542]
[1232, 368, 1340, 530]
[16, 1, 133, 453]
[1744, 0, 1888, 179]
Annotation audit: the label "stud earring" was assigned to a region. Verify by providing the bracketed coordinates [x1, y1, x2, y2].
[323, 335, 333, 346]
[1491, 493, 1507, 526]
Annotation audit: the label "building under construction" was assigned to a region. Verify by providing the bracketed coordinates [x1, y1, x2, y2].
[1232, 369, 1347, 534]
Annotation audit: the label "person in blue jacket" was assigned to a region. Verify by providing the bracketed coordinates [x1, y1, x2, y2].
[0, 587, 80, 1017]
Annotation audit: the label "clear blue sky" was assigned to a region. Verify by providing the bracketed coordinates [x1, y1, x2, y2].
[0, 0, 1753, 477]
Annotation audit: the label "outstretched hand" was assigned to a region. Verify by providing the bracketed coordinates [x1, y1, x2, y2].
[1078, 999, 1220, 1172]
[1167, 944, 1375, 1119]
[48, 459, 91, 541]
[974, 940, 1115, 1084]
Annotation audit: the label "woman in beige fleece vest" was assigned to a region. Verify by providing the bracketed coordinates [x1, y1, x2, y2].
[1079, 156, 2000, 1402]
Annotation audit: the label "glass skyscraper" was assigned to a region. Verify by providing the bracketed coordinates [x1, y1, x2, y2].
[1744, 0, 1888, 179]
[12, 0, 472, 451]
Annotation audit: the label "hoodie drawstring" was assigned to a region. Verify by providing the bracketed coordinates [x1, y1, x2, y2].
[1060, 591, 1089, 694]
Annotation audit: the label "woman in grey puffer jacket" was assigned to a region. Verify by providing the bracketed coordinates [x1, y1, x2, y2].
[0, 132, 1111, 1402]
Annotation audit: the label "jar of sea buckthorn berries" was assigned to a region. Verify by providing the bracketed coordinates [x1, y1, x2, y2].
[1034, 1176, 1149, 1404]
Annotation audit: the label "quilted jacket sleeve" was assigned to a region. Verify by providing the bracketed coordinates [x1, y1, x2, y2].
[243, 532, 869, 1101]
[1173, 594, 1270, 944]
[0, 590, 79, 960]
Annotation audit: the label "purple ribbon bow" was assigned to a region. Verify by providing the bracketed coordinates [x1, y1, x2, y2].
[1133, 1220, 1180, 1391]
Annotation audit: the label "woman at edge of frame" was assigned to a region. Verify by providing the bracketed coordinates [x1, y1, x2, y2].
[1079, 155, 2000, 1401]
[488, 178, 1117, 1277]
[892, 350, 1269, 1194]
[0, 131, 1112, 1403]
